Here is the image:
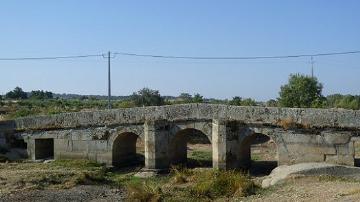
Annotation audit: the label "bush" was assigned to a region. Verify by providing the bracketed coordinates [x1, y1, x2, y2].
[131, 88, 164, 107]
[125, 180, 162, 202]
[229, 97, 257, 106]
[29, 90, 53, 99]
[190, 170, 256, 198]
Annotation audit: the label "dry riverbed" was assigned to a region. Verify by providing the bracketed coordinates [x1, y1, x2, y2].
[1, 142, 360, 201]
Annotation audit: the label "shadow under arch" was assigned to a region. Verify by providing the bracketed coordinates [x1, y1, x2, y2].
[239, 132, 278, 176]
[112, 132, 144, 167]
[169, 128, 212, 168]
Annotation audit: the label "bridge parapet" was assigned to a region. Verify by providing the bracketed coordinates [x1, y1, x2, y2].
[11, 104, 360, 132]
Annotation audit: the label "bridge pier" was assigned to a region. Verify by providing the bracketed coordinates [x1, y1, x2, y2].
[144, 120, 170, 170]
[212, 120, 260, 170]
[212, 119, 227, 169]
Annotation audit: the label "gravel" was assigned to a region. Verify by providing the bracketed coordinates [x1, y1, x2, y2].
[0, 185, 125, 202]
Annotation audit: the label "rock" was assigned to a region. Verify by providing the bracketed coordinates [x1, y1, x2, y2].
[262, 163, 360, 188]
[134, 171, 158, 178]
[43, 159, 55, 164]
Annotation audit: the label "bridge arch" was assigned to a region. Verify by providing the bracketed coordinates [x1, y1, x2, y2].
[168, 127, 212, 167]
[170, 121, 212, 143]
[111, 131, 144, 167]
[236, 128, 278, 175]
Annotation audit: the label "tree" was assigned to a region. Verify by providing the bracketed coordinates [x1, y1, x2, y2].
[241, 98, 257, 106]
[5, 87, 28, 99]
[327, 94, 360, 110]
[179, 93, 192, 103]
[278, 74, 325, 108]
[266, 99, 278, 107]
[131, 88, 164, 107]
[30, 90, 53, 99]
[229, 96, 242, 106]
[192, 93, 203, 103]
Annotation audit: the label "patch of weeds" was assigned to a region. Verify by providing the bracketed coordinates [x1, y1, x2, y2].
[251, 154, 261, 161]
[187, 151, 212, 167]
[189, 170, 258, 199]
[50, 159, 103, 170]
[170, 166, 193, 184]
[125, 179, 163, 202]
[32, 173, 74, 189]
[277, 118, 310, 130]
[189, 151, 211, 161]
[72, 170, 108, 185]
[277, 118, 295, 129]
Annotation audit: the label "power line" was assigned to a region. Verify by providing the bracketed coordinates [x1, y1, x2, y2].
[0, 54, 103, 61]
[114, 50, 360, 60]
[0, 50, 360, 61]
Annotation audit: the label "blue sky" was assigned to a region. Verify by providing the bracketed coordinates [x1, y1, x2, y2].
[0, 1, 359, 101]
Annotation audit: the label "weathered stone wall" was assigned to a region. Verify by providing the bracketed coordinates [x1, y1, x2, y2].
[1, 104, 359, 170]
[23, 124, 144, 164]
[12, 104, 360, 131]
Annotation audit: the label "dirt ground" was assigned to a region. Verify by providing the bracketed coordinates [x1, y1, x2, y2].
[0, 185, 124, 202]
[1, 141, 360, 201]
[245, 176, 360, 202]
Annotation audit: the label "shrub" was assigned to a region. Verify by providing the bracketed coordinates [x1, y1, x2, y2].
[125, 180, 162, 202]
[190, 170, 256, 198]
[170, 167, 193, 184]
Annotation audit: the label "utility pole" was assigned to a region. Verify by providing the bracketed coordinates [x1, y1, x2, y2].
[310, 56, 315, 78]
[107, 51, 111, 109]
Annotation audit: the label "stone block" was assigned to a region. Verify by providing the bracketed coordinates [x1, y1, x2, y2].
[87, 140, 108, 152]
[325, 154, 354, 166]
[54, 139, 71, 152]
[71, 140, 88, 152]
[322, 131, 352, 144]
[335, 143, 354, 156]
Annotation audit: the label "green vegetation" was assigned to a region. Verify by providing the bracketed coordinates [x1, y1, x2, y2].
[277, 74, 360, 109]
[0, 160, 107, 194]
[124, 168, 258, 201]
[278, 74, 325, 108]
[1, 76, 360, 120]
[1, 99, 110, 119]
[326, 94, 360, 110]
[174, 93, 204, 104]
[5, 87, 28, 99]
[229, 96, 257, 106]
[0, 160, 260, 201]
[131, 88, 164, 107]
[29, 90, 53, 99]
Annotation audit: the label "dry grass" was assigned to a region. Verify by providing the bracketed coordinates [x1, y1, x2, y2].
[277, 118, 310, 130]
[0, 160, 106, 196]
[340, 188, 360, 196]
[189, 169, 257, 198]
[125, 181, 162, 202]
[125, 167, 258, 201]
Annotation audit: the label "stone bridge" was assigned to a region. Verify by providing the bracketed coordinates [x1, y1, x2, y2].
[1, 104, 360, 170]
